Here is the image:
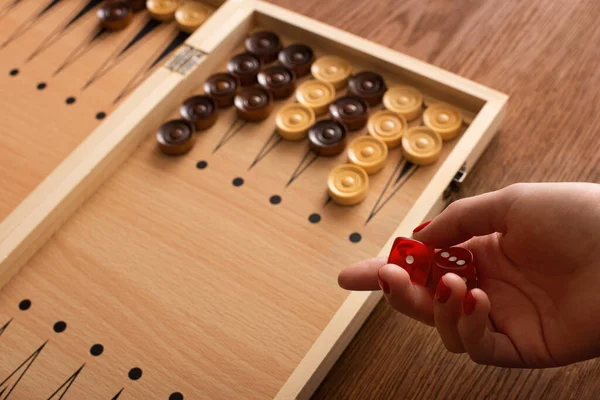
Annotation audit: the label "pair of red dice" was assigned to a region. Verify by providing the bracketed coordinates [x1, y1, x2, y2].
[387, 237, 478, 289]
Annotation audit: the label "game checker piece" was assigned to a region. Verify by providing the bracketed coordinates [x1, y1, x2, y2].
[423, 103, 464, 141]
[347, 136, 388, 175]
[156, 119, 196, 156]
[383, 85, 424, 121]
[180, 95, 218, 130]
[245, 31, 282, 64]
[388, 237, 478, 289]
[146, 0, 179, 21]
[278, 44, 314, 77]
[348, 71, 387, 106]
[276, 103, 316, 141]
[329, 95, 369, 131]
[327, 164, 369, 206]
[175, 2, 212, 33]
[203, 73, 239, 107]
[97, 1, 133, 31]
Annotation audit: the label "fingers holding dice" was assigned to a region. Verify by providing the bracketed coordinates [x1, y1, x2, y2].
[378, 264, 435, 326]
[433, 273, 468, 353]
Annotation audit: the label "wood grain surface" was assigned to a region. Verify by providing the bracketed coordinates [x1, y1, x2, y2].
[257, 0, 600, 398]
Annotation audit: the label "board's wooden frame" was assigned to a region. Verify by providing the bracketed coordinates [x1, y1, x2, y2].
[0, 0, 508, 398]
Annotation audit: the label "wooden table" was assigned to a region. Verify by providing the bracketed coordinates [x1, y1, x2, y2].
[263, 0, 600, 398]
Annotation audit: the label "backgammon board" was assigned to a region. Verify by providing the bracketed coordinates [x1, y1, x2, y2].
[0, 1, 507, 398]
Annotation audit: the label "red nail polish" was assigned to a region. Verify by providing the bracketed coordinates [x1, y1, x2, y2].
[436, 278, 451, 303]
[378, 270, 390, 294]
[464, 290, 476, 315]
[413, 220, 431, 233]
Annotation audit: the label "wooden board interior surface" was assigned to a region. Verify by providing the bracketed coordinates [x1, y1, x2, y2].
[0, 0, 221, 222]
[0, 8, 493, 400]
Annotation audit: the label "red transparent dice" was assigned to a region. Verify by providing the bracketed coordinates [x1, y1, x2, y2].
[387, 237, 434, 286]
[432, 247, 478, 290]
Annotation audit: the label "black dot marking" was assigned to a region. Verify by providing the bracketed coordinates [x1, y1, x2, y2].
[169, 393, 184, 400]
[65, 96, 76, 105]
[232, 177, 244, 187]
[308, 213, 321, 224]
[18, 299, 31, 311]
[128, 367, 142, 381]
[269, 195, 281, 205]
[90, 344, 104, 356]
[53, 321, 67, 333]
[37, 82, 47, 90]
[9, 68, 19, 76]
[349, 232, 362, 243]
[196, 160, 207, 169]
[96, 111, 106, 120]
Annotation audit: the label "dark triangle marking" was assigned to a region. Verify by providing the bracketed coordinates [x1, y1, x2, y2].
[365, 164, 418, 224]
[366, 158, 406, 223]
[249, 129, 282, 170]
[395, 160, 414, 185]
[111, 388, 124, 400]
[112, 30, 190, 104]
[120, 18, 161, 56]
[0, 341, 47, 399]
[323, 196, 332, 207]
[0, 0, 22, 21]
[213, 119, 246, 153]
[46, 364, 85, 400]
[286, 149, 319, 187]
[83, 18, 162, 89]
[1, 0, 63, 48]
[27, 0, 104, 61]
[148, 30, 189, 70]
[0, 319, 11, 337]
[66, 0, 102, 29]
[54, 28, 106, 75]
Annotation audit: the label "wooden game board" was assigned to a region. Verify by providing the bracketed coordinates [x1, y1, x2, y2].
[0, 1, 508, 398]
[0, 0, 224, 222]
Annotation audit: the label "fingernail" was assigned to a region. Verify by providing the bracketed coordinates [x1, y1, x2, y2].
[378, 270, 390, 294]
[436, 277, 451, 303]
[464, 290, 476, 315]
[412, 220, 431, 233]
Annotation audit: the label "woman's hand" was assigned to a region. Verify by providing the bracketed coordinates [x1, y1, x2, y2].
[338, 182, 600, 368]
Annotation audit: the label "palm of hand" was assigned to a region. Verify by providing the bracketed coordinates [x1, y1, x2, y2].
[461, 187, 600, 367]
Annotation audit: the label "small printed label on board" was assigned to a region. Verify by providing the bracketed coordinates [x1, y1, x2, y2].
[165, 45, 206, 75]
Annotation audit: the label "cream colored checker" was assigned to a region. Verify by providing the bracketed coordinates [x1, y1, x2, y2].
[367, 110, 407, 149]
[175, 2, 212, 33]
[275, 103, 316, 140]
[383, 85, 423, 121]
[327, 164, 369, 206]
[295, 79, 336, 115]
[423, 103, 463, 141]
[401, 126, 442, 165]
[347, 136, 388, 175]
[311, 56, 352, 89]
[147, 0, 180, 21]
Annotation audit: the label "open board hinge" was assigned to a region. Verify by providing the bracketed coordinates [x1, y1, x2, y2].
[165, 45, 206, 76]
[443, 163, 468, 203]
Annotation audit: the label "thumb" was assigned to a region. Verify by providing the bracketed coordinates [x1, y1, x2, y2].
[412, 185, 520, 248]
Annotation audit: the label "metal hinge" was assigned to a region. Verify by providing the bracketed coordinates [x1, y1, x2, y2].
[165, 45, 206, 76]
[443, 163, 468, 202]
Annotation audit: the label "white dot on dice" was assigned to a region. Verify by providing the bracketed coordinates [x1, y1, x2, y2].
[449, 256, 457, 262]
[441, 252, 449, 258]
[406, 255, 414, 264]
